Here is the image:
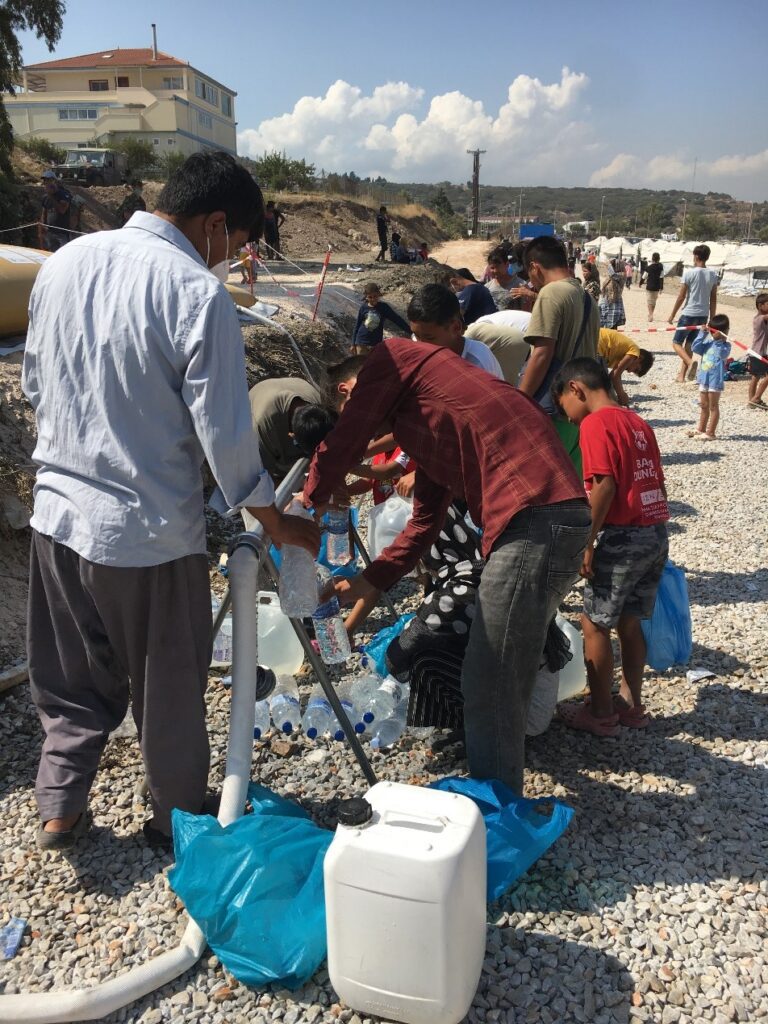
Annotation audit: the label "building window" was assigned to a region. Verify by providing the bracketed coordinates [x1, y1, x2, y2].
[162, 75, 183, 89]
[58, 108, 98, 120]
[167, 138, 175, 145]
[194, 77, 219, 107]
[89, 80, 109, 91]
[117, 76, 129, 88]
[197, 110, 212, 129]
[221, 93, 232, 117]
[153, 138, 160, 145]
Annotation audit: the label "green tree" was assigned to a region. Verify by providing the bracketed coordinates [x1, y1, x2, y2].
[157, 149, 186, 180]
[249, 150, 315, 192]
[637, 202, 664, 235]
[683, 212, 719, 240]
[107, 136, 158, 176]
[759, 226, 768, 243]
[0, 0, 66, 227]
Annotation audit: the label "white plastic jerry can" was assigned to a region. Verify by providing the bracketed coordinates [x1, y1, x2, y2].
[324, 781, 487, 1024]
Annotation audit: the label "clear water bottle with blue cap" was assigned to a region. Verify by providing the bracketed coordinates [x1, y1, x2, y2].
[331, 680, 364, 740]
[279, 500, 321, 617]
[253, 699, 271, 741]
[268, 674, 301, 735]
[325, 498, 350, 567]
[369, 685, 411, 749]
[350, 657, 384, 726]
[301, 685, 334, 740]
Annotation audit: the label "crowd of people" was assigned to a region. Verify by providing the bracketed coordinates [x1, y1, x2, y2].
[20, 150, 762, 857]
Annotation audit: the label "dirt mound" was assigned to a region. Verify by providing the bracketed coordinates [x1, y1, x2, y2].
[271, 195, 450, 259]
[241, 314, 348, 388]
[332, 258, 456, 306]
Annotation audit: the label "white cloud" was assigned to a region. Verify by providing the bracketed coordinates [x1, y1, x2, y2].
[238, 68, 590, 182]
[590, 149, 768, 197]
[238, 73, 766, 199]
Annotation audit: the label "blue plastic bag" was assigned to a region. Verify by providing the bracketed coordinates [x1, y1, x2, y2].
[270, 507, 361, 580]
[641, 559, 692, 671]
[168, 784, 332, 989]
[362, 612, 415, 676]
[430, 777, 574, 901]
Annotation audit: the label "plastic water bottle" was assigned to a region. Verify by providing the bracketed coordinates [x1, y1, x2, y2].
[253, 699, 271, 741]
[331, 680, 365, 741]
[352, 662, 402, 725]
[279, 500, 320, 617]
[325, 501, 350, 567]
[370, 685, 410, 749]
[312, 566, 351, 665]
[301, 685, 334, 740]
[269, 674, 301, 734]
[211, 611, 233, 666]
[350, 658, 381, 725]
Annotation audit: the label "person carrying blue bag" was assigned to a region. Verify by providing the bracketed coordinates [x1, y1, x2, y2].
[551, 358, 670, 736]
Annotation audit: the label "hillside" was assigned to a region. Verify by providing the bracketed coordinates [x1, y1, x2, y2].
[7, 148, 449, 257]
[385, 181, 768, 240]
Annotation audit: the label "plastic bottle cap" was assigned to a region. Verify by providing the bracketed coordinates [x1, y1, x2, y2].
[354, 723, 365, 734]
[281, 722, 292, 734]
[337, 798, 373, 827]
[306, 727, 318, 739]
[363, 711, 375, 723]
[253, 729, 261, 739]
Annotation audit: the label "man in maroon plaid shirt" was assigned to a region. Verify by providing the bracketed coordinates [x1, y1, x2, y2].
[305, 298, 591, 793]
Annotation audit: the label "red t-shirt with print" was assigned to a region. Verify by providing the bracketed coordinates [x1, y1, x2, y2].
[371, 448, 416, 506]
[579, 406, 669, 526]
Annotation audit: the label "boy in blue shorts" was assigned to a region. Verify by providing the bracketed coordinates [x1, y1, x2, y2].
[689, 314, 731, 440]
[552, 358, 669, 736]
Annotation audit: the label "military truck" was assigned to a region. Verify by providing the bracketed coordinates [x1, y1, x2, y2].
[52, 148, 129, 187]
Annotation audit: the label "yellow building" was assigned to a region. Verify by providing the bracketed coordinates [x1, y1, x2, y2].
[7, 47, 236, 156]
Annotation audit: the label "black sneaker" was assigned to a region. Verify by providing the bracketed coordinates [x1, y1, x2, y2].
[142, 820, 173, 853]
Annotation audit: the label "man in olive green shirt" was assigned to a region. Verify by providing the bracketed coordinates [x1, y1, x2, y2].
[520, 237, 599, 474]
[248, 377, 332, 482]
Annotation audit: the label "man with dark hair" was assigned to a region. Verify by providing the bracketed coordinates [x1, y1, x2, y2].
[668, 243, 718, 382]
[520, 235, 599, 473]
[304, 337, 590, 795]
[248, 376, 335, 482]
[22, 150, 319, 852]
[375, 205, 390, 262]
[323, 354, 370, 410]
[38, 170, 72, 252]
[407, 283, 503, 377]
[446, 267, 497, 326]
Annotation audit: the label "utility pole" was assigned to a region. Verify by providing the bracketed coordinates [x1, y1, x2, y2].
[518, 187, 525, 240]
[466, 149, 486, 237]
[746, 202, 754, 243]
[681, 198, 688, 241]
[598, 194, 606, 238]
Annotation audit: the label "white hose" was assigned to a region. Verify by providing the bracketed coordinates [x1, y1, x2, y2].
[0, 482, 294, 1022]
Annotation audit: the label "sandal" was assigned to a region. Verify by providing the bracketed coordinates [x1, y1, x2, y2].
[614, 702, 652, 728]
[557, 701, 620, 738]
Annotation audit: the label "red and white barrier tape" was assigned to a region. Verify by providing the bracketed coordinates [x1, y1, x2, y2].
[618, 321, 768, 367]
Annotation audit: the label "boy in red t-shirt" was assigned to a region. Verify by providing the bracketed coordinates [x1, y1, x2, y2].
[552, 357, 669, 736]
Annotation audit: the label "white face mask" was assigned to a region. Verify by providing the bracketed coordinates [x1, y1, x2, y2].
[206, 224, 230, 284]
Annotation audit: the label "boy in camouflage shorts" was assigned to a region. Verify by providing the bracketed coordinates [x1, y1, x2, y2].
[552, 358, 669, 736]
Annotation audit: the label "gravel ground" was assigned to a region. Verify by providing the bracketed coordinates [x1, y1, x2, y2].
[1, 283, 767, 1024]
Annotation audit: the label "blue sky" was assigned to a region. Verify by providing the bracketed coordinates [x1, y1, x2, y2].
[17, 0, 768, 200]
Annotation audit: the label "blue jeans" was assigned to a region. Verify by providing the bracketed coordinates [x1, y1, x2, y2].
[461, 499, 591, 793]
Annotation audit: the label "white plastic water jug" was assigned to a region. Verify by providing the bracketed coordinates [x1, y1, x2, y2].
[324, 781, 487, 1024]
[256, 591, 304, 676]
[555, 613, 587, 700]
[367, 496, 413, 560]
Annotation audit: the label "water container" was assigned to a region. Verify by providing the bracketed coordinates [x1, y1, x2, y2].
[330, 680, 364, 740]
[325, 504, 350, 567]
[268, 674, 301, 735]
[253, 699, 271, 741]
[257, 592, 305, 676]
[279, 500, 320, 617]
[555, 614, 587, 700]
[325, 781, 487, 1024]
[369, 684, 410, 749]
[366, 496, 413, 560]
[301, 685, 334, 740]
[211, 612, 233, 667]
[312, 566, 351, 665]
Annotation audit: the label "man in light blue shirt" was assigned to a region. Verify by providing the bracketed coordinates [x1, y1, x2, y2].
[23, 152, 319, 850]
[668, 243, 719, 383]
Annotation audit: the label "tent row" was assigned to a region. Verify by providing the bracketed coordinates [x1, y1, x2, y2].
[582, 236, 768, 296]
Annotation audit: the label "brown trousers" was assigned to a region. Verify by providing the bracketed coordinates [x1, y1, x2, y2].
[28, 531, 212, 833]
